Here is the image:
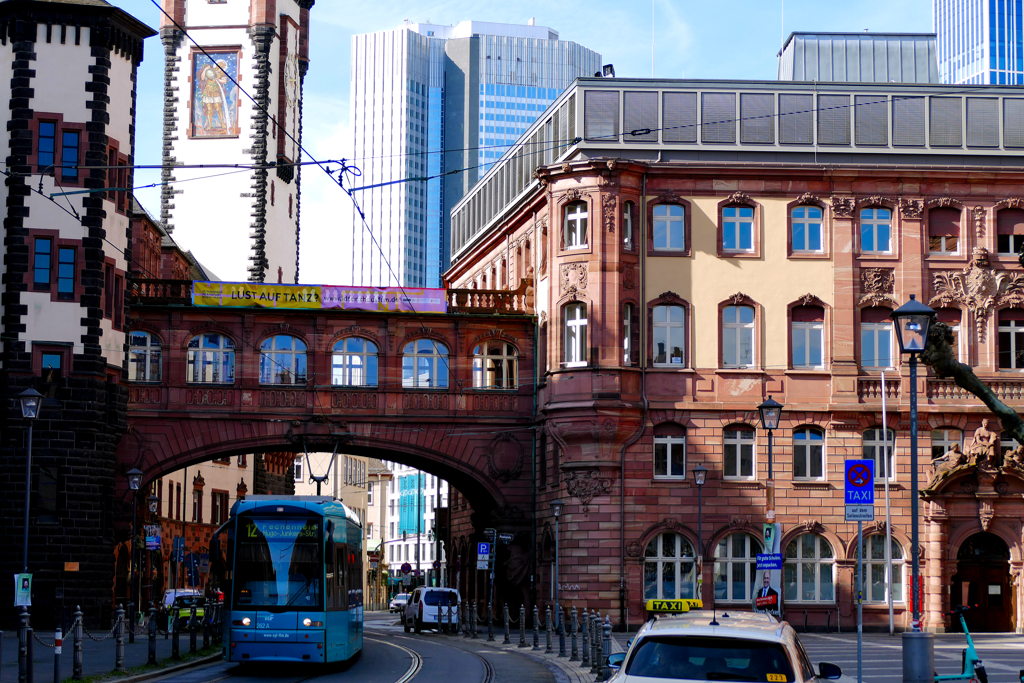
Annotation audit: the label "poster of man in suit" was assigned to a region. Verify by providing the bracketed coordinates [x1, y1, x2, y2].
[753, 523, 782, 618]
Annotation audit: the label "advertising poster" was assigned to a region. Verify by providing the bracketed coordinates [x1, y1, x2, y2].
[753, 523, 782, 618]
[321, 286, 446, 313]
[192, 282, 447, 314]
[14, 573, 31, 607]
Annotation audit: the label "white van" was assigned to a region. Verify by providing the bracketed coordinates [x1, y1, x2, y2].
[403, 587, 460, 633]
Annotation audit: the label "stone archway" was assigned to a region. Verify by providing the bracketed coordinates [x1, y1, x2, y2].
[951, 532, 1012, 632]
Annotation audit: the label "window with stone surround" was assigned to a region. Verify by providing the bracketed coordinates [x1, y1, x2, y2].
[563, 302, 588, 367]
[653, 203, 686, 251]
[653, 305, 685, 366]
[128, 331, 161, 382]
[722, 205, 755, 252]
[998, 309, 1024, 369]
[186, 333, 235, 384]
[931, 428, 962, 460]
[791, 306, 824, 369]
[860, 307, 894, 369]
[654, 423, 687, 478]
[935, 308, 963, 362]
[723, 426, 756, 479]
[792, 427, 825, 480]
[564, 201, 588, 249]
[259, 334, 307, 385]
[472, 341, 518, 389]
[332, 337, 379, 387]
[791, 205, 824, 253]
[862, 428, 895, 481]
[402, 339, 449, 388]
[644, 532, 697, 600]
[859, 207, 892, 254]
[927, 207, 960, 255]
[623, 303, 639, 365]
[722, 305, 755, 368]
[996, 208, 1024, 256]
[713, 532, 763, 602]
[857, 535, 904, 603]
[783, 534, 834, 602]
[623, 201, 635, 250]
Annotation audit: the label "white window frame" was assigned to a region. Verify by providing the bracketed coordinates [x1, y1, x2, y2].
[783, 534, 835, 603]
[791, 320, 824, 369]
[713, 532, 763, 602]
[863, 428, 895, 481]
[186, 333, 235, 384]
[472, 341, 518, 389]
[860, 207, 892, 254]
[644, 532, 697, 600]
[997, 232, 1024, 256]
[332, 337, 379, 386]
[564, 303, 588, 367]
[623, 303, 634, 365]
[653, 203, 686, 251]
[564, 202, 588, 249]
[791, 205, 823, 253]
[722, 305, 755, 368]
[931, 428, 962, 460]
[293, 462, 303, 482]
[623, 201, 634, 249]
[998, 317, 1024, 370]
[793, 427, 825, 480]
[128, 331, 162, 382]
[653, 305, 685, 366]
[402, 339, 449, 388]
[259, 334, 307, 385]
[929, 234, 959, 255]
[860, 535, 904, 603]
[723, 427, 755, 479]
[861, 322, 894, 369]
[654, 435, 687, 478]
[722, 205, 754, 252]
[367, 481, 374, 505]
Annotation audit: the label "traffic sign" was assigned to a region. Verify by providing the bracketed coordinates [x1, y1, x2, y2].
[433, 560, 441, 570]
[400, 562, 412, 575]
[477, 542, 491, 558]
[845, 505, 875, 521]
[844, 459, 874, 504]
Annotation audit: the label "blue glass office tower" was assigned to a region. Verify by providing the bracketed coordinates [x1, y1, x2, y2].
[348, 21, 600, 288]
[935, 0, 1024, 84]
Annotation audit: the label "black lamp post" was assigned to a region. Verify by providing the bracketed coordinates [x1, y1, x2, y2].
[147, 493, 159, 607]
[692, 464, 707, 602]
[18, 388, 43, 577]
[890, 294, 935, 630]
[127, 467, 143, 635]
[757, 396, 783, 522]
[550, 500, 563, 630]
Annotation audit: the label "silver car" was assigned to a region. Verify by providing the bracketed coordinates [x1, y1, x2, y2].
[389, 592, 409, 613]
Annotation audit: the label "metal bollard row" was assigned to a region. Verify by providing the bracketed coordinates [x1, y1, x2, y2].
[570, 606, 579, 662]
[114, 604, 125, 673]
[73, 606, 83, 679]
[503, 603, 510, 644]
[558, 606, 566, 658]
[580, 608, 590, 667]
[599, 616, 613, 682]
[171, 606, 180, 660]
[148, 603, 158, 666]
[189, 604, 197, 655]
[590, 611, 600, 674]
[518, 604, 527, 648]
[545, 605, 553, 654]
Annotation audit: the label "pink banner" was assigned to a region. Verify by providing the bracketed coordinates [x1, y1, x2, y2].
[321, 286, 447, 313]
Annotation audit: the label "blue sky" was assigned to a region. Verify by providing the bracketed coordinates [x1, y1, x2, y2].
[118, 0, 931, 283]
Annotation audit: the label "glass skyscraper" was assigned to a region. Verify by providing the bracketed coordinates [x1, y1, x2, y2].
[935, 0, 1024, 84]
[347, 21, 600, 288]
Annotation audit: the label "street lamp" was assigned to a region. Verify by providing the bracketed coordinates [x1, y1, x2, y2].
[692, 464, 707, 602]
[127, 468, 143, 641]
[551, 500, 563, 632]
[18, 388, 43, 577]
[891, 295, 935, 630]
[757, 396, 783, 522]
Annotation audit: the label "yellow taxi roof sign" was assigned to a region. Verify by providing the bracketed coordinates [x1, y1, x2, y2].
[644, 598, 703, 613]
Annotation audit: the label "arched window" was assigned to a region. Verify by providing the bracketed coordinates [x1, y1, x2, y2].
[722, 305, 755, 368]
[793, 427, 825, 479]
[860, 207, 892, 254]
[783, 534, 834, 602]
[623, 201, 635, 249]
[863, 428, 895, 481]
[128, 331, 161, 382]
[332, 337, 378, 387]
[653, 204, 685, 251]
[472, 341, 518, 389]
[723, 426, 756, 479]
[653, 305, 685, 366]
[644, 532, 697, 600]
[402, 339, 449, 388]
[564, 303, 588, 366]
[564, 201, 587, 249]
[791, 205, 823, 253]
[859, 535, 904, 603]
[186, 333, 235, 383]
[714, 532, 763, 602]
[931, 428, 962, 460]
[259, 335, 307, 385]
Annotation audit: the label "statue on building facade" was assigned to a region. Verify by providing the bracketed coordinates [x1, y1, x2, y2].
[966, 419, 1000, 466]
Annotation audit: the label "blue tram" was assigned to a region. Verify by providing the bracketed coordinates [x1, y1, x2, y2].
[212, 495, 363, 664]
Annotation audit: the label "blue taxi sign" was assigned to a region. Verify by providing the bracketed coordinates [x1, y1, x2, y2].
[844, 459, 874, 505]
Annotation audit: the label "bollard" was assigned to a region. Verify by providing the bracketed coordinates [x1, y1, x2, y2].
[503, 603, 510, 644]
[570, 606, 579, 662]
[171, 606, 180, 660]
[581, 609, 590, 668]
[115, 604, 126, 672]
[487, 598, 494, 642]
[189, 604, 197, 655]
[902, 632, 935, 683]
[532, 605, 540, 651]
[73, 606, 83, 679]
[18, 608, 28, 683]
[203, 602, 210, 650]
[148, 603, 157, 666]
[594, 614, 604, 678]
[545, 605, 553, 653]
[462, 602, 469, 638]
[518, 605, 527, 648]
[128, 601, 135, 645]
[54, 627, 62, 683]
[27, 624, 35, 683]
[590, 612, 600, 674]
[470, 604, 478, 639]
[558, 606, 567, 658]
[600, 617, 613, 681]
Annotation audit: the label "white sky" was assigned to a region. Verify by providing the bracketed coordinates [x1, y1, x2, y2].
[118, 0, 931, 284]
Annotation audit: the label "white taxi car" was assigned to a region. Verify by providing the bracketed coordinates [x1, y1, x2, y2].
[607, 601, 842, 683]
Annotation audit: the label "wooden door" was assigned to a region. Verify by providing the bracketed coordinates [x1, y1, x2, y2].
[952, 561, 1011, 632]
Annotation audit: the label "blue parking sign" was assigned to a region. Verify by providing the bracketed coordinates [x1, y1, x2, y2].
[844, 460, 874, 505]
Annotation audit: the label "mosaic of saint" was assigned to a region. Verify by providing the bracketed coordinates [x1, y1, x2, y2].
[191, 51, 240, 137]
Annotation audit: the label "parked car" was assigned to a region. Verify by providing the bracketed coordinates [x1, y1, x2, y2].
[403, 587, 460, 633]
[156, 589, 204, 630]
[389, 593, 410, 613]
[607, 609, 843, 683]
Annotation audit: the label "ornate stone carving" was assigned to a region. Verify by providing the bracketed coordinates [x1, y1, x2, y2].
[658, 291, 684, 304]
[471, 328, 516, 348]
[727, 292, 752, 306]
[794, 192, 821, 206]
[625, 540, 642, 558]
[798, 293, 824, 307]
[486, 432, 524, 483]
[657, 191, 684, 205]
[927, 196, 963, 209]
[564, 188, 584, 202]
[930, 247, 1024, 341]
[606, 159, 618, 172]
[996, 197, 1024, 210]
[561, 163, 572, 174]
[564, 469, 612, 513]
[856, 195, 892, 208]
[533, 167, 550, 187]
[899, 199, 924, 219]
[972, 206, 986, 238]
[622, 264, 636, 290]
[979, 500, 995, 531]
[801, 519, 824, 533]
[729, 516, 753, 531]
[830, 196, 855, 218]
[725, 191, 754, 207]
[603, 194, 617, 233]
[560, 262, 589, 298]
[859, 268, 896, 307]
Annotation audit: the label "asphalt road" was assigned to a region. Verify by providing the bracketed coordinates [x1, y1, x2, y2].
[144, 612, 557, 683]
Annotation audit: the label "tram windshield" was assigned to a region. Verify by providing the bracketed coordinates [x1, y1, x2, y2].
[233, 515, 322, 610]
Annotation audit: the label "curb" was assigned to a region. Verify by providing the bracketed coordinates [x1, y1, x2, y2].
[98, 652, 222, 683]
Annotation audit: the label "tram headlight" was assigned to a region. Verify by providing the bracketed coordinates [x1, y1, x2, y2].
[241, 617, 250, 626]
[303, 618, 312, 626]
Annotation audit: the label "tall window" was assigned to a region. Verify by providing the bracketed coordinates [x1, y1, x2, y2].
[723, 426, 755, 479]
[472, 341, 518, 389]
[128, 331, 162, 382]
[402, 339, 449, 388]
[623, 303, 639, 365]
[714, 532, 763, 602]
[564, 303, 588, 366]
[332, 337, 378, 386]
[722, 205, 754, 252]
[564, 201, 587, 249]
[791, 205, 823, 253]
[793, 427, 825, 479]
[56, 247, 75, 299]
[61, 131, 79, 180]
[783, 534, 835, 602]
[644, 532, 697, 600]
[653, 203, 685, 251]
[186, 333, 235, 383]
[859, 535, 904, 603]
[259, 335, 307, 384]
[996, 208, 1024, 255]
[861, 308, 894, 368]
[33, 237, 53, 287]
[722, 305, 755, 368]
[936, 308, 963, 362]
[791, 305, 824, 369]
[863, 428, 895, 481]
[623, 201, 635, 249]
[653, 305, 685, 366]
[211, 491, 229, 525]
[998, 310, 1024, 369]
[654, 425, 686, 478]
[860, 207, 892, 254]
[931, 428, 962, 460]
[38, 121, 56, 171]
[928, 207, 960, 255]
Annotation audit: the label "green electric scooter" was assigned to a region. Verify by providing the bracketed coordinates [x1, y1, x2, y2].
[934, 605, 987, 683]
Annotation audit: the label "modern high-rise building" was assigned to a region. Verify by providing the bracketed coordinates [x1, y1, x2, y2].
[934, 0, 1024, 84]
[346, 20, 601, 288]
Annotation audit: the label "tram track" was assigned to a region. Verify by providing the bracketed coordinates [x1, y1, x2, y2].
[367, 630, 495, 683]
